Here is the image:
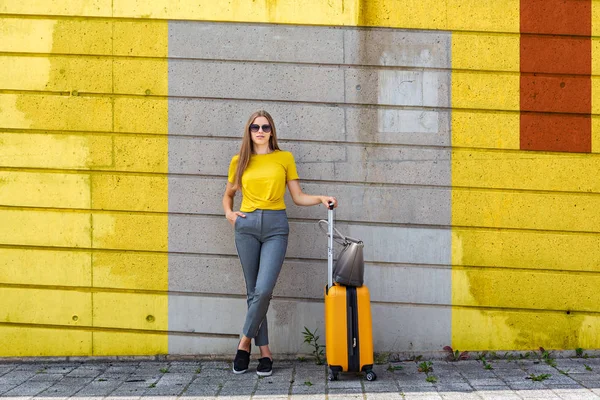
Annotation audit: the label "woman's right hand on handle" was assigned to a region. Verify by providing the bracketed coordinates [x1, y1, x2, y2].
[226, 210, 246, 226]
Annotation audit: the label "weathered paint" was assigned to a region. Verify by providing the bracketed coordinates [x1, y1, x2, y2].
[2, 0, 600, 356]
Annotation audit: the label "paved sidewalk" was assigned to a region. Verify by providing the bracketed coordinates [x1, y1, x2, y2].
[1, 356, 599, 399]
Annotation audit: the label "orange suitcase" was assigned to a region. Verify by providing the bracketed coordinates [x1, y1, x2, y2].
[322, 204, 376, 381]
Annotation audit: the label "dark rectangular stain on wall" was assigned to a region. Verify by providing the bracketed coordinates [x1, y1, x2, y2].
[520, 0, 591, 153]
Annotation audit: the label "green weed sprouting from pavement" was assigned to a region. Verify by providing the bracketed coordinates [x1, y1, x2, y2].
[304, 381, 313, 386]
[302, 327, 325, 365]
[425, 375, 438, 383]
[575, 348, 590, 359]
[195, 367, 201, 374]
[443, 346, 469, 362]
[374, 352, 390, 365]
[527, 373, 551, 382]
[483, 360, 494, 370]
[297, 356, 307, 362]
[584, 364, 592, 371]
[539, 348, 557, 367]
[558, 369, 570, 376]
[417, 361, 433, 374]
[148, 383, 156, 388]
[159, 368, 169, 373]
[387, 363, 403, 372]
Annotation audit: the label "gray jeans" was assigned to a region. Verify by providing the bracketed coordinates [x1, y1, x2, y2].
[234, 209, 289, 346]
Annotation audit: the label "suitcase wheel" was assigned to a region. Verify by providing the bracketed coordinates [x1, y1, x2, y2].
[328, 371, 339, 381]
[365, 370, 377, 381]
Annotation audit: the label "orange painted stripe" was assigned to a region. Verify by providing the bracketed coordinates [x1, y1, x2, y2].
[520, 0, 592, 153]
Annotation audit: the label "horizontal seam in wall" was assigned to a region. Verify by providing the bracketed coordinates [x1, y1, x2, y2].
[453, 264, 600, 276]
[1, 205, 600, 231]
[4, 12, 600, 39]
[3, 89, 600, 118]
[0, 321, 238, 338]
[4, 51, 600, 78]
[2, 166, 600, 194]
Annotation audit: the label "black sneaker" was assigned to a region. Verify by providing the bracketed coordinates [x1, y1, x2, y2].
[233, 346, 251, 374]
[256, 357, 273, 377]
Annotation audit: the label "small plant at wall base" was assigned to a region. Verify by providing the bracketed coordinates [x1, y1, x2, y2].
[539, 347, 557, 367]
[527, 373, 551, 382]
[417, 361, 433, 374]
[443, 346, 469, 362]
[302, 327, 325, 365]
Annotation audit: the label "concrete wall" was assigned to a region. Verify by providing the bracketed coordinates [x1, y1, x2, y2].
[1, 0, 600, 357]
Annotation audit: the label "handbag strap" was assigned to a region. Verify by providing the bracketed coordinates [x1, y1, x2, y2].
[318, 220, 363, 245]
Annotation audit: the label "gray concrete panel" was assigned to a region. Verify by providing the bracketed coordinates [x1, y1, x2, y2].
[168, 98, 346, 141]
[169, 176, 450, 226]
[169, 60, 345, 103]
[169, 216, 451, 266]
[169, 21, 344, 64]
[345, 69, 451, 107]
[168, 98, 449, 146]
[344, 29, 451, 68]
[168, 254, 450, 305]
[168, 138, 450, 186]
[167, 295, 450, 353]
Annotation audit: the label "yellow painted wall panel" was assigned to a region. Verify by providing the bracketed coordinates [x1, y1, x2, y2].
[452, 308, 600, 351]
[357, 0, 447, 30]
[594, 0, 600, 37]
[93, 330, 167, 356]
[0, 287, 91, 326]
[0, 18, 112, 55]
[0, 209, 91, 248]
[112, 136, 168, 173]
[92, 252, 168, 291]
[452, 228, 600, 272]
[0, 132, 113, 169]
[93, 292, 167, 331]
[452, 111, 519, 149]
[593, 38, 600, 76]
[113, 20, 168, 57]
[0, 56, 112, 93]
[114, 98, 168, 134]
[113, 0, 355, 25]
[0, 0, 111, 17]
[453, 189, 600, 232]
[114, 59, 168, 96]
[0, 94, 112, 131]
[0, 326, 91, 356]
[453, 268, 600, 312]
[594, 117, 600, 153]
[91, 175, 167, 212]
[92, 213, 167, 251]
[452, 71, 520, 111]
[0, 248, 91, 286]
[0, 171, 90, 209]
[452, 33, 519, 72]
[453, 149, 600, 192]
[592, 77, 600, 115]
[447, 0, 519, 33]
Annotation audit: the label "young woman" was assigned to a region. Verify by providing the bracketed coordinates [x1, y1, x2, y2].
[222, 110, 337, 376]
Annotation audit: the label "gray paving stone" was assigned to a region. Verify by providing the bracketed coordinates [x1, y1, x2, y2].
[552, 389, 600, 400]
[439, 393, 481, 400]
[3, 381, 54, 396]
[288, 395, 326, 400]
[0, 384, 17, 395]
[365, 393, 405, 400]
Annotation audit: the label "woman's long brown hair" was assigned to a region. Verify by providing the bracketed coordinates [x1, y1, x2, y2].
[233, 110, 280, 189]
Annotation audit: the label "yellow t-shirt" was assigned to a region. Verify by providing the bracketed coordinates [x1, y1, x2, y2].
[228, 150, 299, 212]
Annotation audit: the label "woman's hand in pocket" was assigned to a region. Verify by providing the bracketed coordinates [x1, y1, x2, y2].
[226, 211, 246, 226]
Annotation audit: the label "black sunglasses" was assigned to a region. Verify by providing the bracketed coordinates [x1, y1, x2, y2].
[250, 124, 272, 133]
